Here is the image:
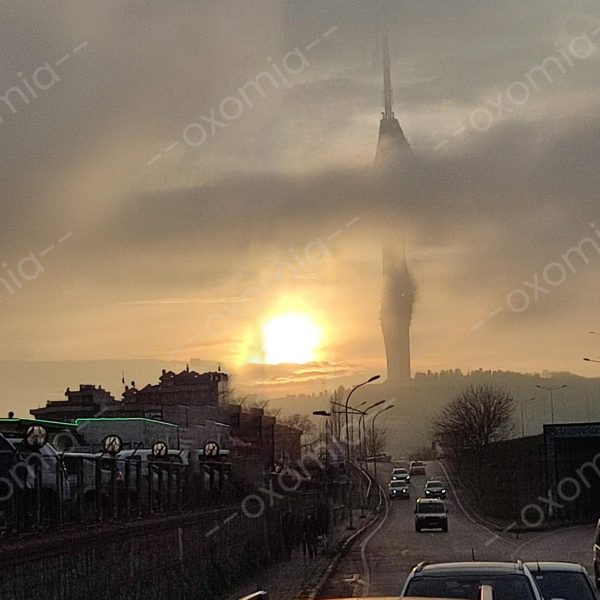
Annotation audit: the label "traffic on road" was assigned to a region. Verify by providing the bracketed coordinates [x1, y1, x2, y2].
[315, 460, 597, 600]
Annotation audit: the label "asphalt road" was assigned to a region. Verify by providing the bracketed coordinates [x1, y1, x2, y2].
[318, 460, 595, 598]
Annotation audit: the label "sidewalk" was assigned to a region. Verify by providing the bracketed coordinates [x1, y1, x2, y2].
[221, 508, 371, 600]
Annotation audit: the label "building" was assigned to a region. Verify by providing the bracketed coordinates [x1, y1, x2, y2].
[121, 367, 228, 414]
[375, 22, 415, 382]
[30, 384, 120, 423]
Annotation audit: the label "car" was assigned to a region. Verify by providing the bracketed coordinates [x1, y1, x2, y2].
[424, 479, 447, 499]
[5, 435, 72, 502]
[389, 480, 410, 499]
[525, 561, 596, 599]
[401, 561, 543, 599]
[240, 585, 494, 600]
[62, 452, 124, 498]
[414, 498, 448, 532]
[409, 460, 427, 476]
[242, 587, 496, 600]
[391, 467, 410, 482]
[594, 518, 600, 588]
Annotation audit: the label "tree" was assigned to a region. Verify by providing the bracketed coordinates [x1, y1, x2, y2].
[328, 385, 347, 441]
[278, 413, 316, 437]
[221, 389, 280, 417]
[364, 425, 387, 458]
[432, 384, 514, 488]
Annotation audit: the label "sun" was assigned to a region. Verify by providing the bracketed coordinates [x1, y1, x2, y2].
[261, 313, 322, 364]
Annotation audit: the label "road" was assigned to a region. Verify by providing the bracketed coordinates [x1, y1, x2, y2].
[318, 461, 595, 598]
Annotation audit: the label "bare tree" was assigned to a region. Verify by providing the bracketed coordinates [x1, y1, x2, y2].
[364, 425, 387, 458]
[328, 385, 347, 441]
[278, 413, 316, 441]
[222, 389, 280, 416]
[432, 384, 514, 489]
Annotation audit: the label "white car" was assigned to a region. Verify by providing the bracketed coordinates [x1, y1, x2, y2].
[401, 561, 543, 599]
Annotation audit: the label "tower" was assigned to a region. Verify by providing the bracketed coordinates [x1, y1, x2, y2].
[376, 7, 414, 381]
[381, 240, 413, 380]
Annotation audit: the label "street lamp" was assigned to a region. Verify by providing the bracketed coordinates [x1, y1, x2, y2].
[344, 375, 380, 463]
[371, 405, 393, 482]
[536, 384, 567, 424]
[584, 357, 600, 363]
[313, 410, 331, 465]
[359, 400, 385, 462]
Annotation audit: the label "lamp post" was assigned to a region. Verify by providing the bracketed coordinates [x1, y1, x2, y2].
[536, 384, 567, 424]
[518, 397, 536, 437]
[344, 376, 380, 463]
[331, 400, 367, 460]
[313, 410, 331, 464]
[371, 405, 393, 482]
[359, 400, 385, 463]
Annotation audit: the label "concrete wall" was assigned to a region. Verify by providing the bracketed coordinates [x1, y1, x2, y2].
[457, 435, 547, 521]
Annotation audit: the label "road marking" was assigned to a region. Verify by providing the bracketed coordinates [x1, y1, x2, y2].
[436, 460, 518, 547]
[359, 481, 390, 597]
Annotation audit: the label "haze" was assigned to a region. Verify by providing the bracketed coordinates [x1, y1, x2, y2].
[1, 1, 600, 413]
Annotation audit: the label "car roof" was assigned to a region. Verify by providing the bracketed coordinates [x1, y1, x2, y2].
[414, 561, 526, 576]
[426, 480, 443, 485]
[524, 561, 586, 573]
[393, 467, 407, 471]
[416, 497, 444, 504]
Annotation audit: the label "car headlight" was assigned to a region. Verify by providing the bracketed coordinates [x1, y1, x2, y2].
[425, 490, 430, 494]
[442, 489, 446, 493]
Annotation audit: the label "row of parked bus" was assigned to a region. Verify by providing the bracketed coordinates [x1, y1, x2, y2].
[0, 427, 232, 534]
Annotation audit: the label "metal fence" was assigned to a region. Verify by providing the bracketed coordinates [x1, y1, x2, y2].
[0, 451, 232, 535]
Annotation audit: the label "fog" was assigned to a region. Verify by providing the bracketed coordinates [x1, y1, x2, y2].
[1, 1, 600, 412]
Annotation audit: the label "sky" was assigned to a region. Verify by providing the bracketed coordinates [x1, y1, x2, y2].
[1, 1, 600, 408]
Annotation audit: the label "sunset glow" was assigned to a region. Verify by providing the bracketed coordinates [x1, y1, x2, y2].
[261, 313, 322, 364]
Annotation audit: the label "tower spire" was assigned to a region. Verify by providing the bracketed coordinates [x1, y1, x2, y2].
[374, 0, 410, 167]
[382, 23, 393, 119]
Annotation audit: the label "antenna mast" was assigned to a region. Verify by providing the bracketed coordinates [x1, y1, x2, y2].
[382, 2, 393, 119]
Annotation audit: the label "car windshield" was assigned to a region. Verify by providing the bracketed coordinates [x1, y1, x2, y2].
[405, 574, 536, 599]
[426, 481, 443, 487]
[417, 503, 443, 514]
[533, 571, 595, 600]
[390, 481, 407, 487]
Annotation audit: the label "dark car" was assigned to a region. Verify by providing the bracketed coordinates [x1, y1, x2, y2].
[424, 480, 447, 499]
[392, 467, 410, 482]
[525, 561, 596, 600]
[414, 498, 448, 532]
[389, 479, 410, 499]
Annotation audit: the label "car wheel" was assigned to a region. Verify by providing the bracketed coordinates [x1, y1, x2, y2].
[442, 522, 448, 532]
[415, 525, 421, 532]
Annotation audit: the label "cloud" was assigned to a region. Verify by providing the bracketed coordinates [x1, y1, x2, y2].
[1, 0, 600, 384]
